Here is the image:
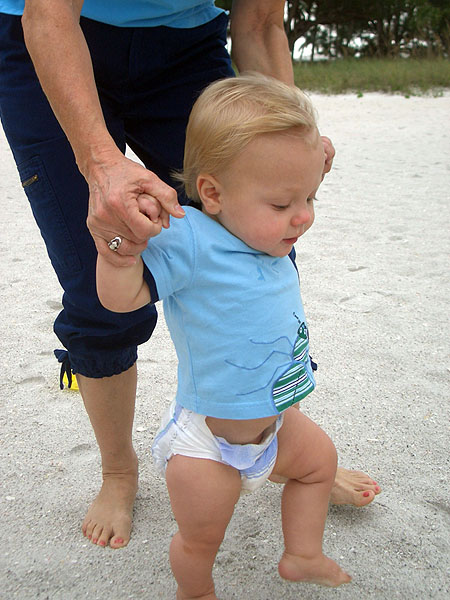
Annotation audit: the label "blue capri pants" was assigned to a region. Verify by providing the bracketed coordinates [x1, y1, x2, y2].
[0, 12, 233, 378]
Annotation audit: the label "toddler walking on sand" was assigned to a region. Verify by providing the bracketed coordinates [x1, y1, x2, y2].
[97, 74, 352, 599]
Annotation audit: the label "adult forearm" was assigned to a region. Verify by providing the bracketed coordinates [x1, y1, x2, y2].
[22, 0, 119, 179]
[22, 1, 183, 264]
[230, 0, 294, 85]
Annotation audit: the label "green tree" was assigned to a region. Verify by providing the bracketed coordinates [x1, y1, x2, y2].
[286, 0, 449, 58]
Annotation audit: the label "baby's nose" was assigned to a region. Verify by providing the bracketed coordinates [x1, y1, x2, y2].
[291, 208, 311, 227]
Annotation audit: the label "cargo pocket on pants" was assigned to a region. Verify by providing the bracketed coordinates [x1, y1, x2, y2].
[17, 155, 82, 275]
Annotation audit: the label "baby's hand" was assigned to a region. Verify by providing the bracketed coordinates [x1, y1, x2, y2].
[137, 193, 166, 237]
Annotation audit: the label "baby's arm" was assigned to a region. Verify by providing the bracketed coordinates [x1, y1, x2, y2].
[97, 193, 173, 312]
[96, 253, 151, 313]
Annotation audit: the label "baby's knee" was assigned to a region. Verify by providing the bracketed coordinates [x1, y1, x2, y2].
[177, 526, 225, 557]
[319, 433, 338, 480]
[301, 429, 337, 485]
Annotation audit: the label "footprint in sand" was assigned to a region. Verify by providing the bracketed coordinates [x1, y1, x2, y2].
[18, 375, 46, 385]
[46, 299, 63, 310]
[69, 443, 92, 455]
[347, 266, 368, 272]
[339, 291, 389, 313]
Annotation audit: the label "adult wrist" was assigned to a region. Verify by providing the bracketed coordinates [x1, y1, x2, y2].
[77, 137, 123, 183]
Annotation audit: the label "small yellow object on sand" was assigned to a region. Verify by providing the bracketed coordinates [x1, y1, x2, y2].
[62, 371, 79, 391]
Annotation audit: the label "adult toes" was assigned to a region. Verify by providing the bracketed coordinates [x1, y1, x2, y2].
[110, 534, 128, 549]
[355, 489, 375, 507]
[91, 524, 107, 546]
[82, 519, 94, 540]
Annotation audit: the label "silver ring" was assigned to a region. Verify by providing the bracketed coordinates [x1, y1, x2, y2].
[107, 236, 122, 252]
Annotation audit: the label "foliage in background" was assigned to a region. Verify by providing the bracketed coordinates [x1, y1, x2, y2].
[215, 0, 232, 11]
[285, 0, 450, 59]
[214, 2, 448, 94]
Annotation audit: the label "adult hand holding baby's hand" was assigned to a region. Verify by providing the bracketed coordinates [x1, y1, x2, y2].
[136, 193, 166, 238]
[87, 150, 185, 266]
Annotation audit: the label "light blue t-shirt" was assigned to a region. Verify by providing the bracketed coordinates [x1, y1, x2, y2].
[142, 207, 316, 420]
[0, 1, 222, 28]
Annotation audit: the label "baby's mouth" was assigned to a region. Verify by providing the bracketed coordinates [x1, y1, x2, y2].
[283, 236, 298, 244]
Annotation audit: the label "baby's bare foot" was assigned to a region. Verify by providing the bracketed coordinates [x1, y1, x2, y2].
[82, 467, 138, 549]
[278, 551, 351, 587]
[331, 467, 381, 506]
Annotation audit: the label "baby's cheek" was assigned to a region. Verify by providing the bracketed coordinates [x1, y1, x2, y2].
[305, 209, 315, 229]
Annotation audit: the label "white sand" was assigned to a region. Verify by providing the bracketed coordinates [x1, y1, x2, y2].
[1, 92, 449, 599]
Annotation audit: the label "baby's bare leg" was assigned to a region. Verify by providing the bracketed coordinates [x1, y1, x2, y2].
[166, 456, 241, 600]
[270, 408, 351, 587]
[284, 406, 380, 506]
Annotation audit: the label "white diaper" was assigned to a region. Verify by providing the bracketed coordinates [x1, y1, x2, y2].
[151, 401, 284, 494]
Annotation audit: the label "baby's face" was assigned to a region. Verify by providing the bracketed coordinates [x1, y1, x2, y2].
[210, 130, 325, 257]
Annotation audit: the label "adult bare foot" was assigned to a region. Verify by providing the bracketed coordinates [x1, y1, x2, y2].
[176, 590, 218, 600]
[82, 467, 138, 548]
[278, 551, 352, 587]
[331, 467, 381, 506]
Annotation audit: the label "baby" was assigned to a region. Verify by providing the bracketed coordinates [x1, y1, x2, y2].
[97, 73, 352, 599]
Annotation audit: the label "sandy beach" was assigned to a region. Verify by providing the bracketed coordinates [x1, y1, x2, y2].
[1, 91, 449, 600]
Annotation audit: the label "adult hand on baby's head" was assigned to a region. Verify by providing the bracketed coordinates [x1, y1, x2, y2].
[321, 135, 335, 178]
[87, 151, 185, 265]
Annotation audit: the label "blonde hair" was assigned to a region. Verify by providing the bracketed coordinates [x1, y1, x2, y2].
[176, 73, 318, 202]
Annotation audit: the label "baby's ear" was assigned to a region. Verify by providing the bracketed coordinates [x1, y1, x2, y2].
[196, 174, 222, 214]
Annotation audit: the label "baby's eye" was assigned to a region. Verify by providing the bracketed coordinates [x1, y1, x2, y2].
[307, 196, 317, 203]
[272, 204, 289, 211]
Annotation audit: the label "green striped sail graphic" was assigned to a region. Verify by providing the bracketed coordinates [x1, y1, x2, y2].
[272, 321, 315, 412]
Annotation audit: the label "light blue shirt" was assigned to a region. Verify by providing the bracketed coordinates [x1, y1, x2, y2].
[142, 207, 316, 420]
[0, 1, 223, 28]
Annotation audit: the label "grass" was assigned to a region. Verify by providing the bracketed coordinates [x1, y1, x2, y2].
[293, 57, 450, 96]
